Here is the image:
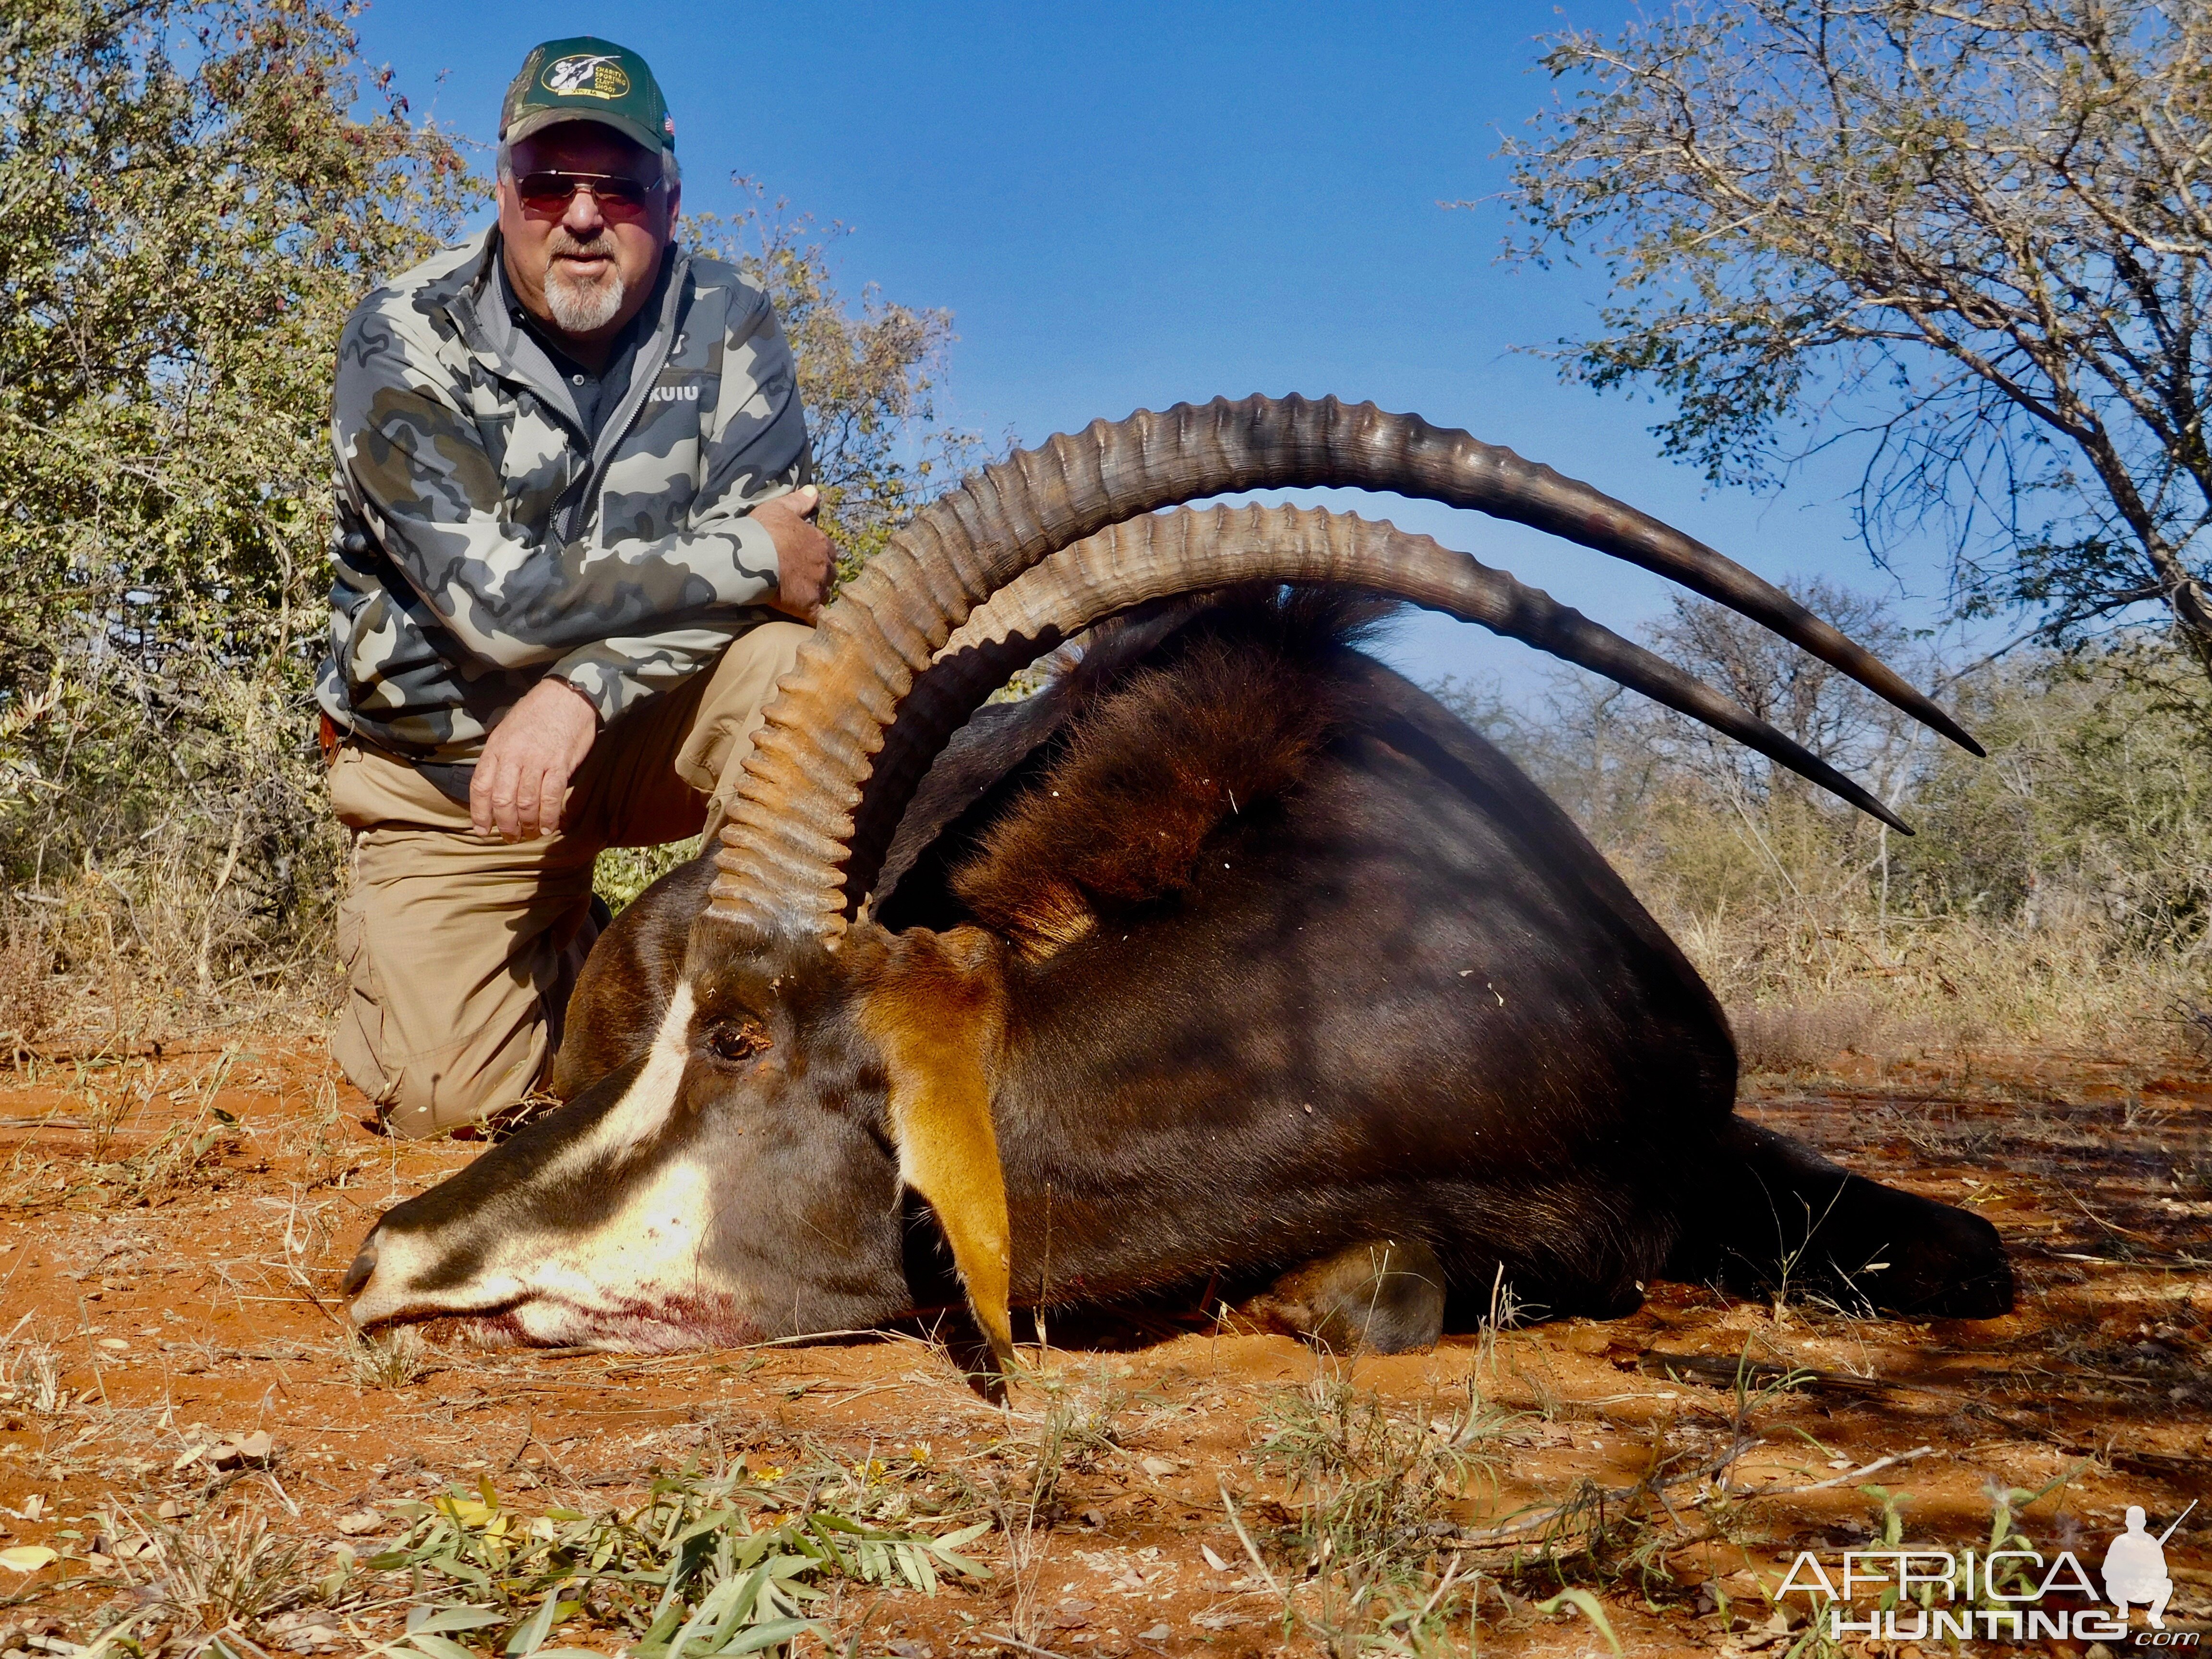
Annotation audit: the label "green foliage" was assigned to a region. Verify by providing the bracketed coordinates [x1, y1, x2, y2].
[1498, 0, 2212, 675]
[0, 0, 471, 1026]
[1254, 1372, 1510, 1652]
[1902, 648, 2212, 949]
[0, 0, 967, 1035]
[368, 1462, 988, 1658]
[687, 187, 976, 587]
[594, 834, 704, 914]
[1532, 1587, 1623, 1657]
[1444, 587, 2212, 1047]
[77, 1455, 988, 1657]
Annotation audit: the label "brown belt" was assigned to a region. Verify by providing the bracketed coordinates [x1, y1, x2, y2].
[318, 712, 475, 805]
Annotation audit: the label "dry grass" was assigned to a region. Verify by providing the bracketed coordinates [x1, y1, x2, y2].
[338, 1330, 427, 1392]
[0, 1032, 2204, 1657]
[1664, 875, 2203, 1072]
[3, 628, 2204, 1083]
[1252, 1368, 1515, 1653]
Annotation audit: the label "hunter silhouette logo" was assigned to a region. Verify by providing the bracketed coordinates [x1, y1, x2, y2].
[541, 55, 630, 100]
[2106, 1502, 2194, 1630]
[1776, 1498, 2199, 1646]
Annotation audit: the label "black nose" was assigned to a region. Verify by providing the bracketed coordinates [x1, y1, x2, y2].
[341, 1235, 379, 1298]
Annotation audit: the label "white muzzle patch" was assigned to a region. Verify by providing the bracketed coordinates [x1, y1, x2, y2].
[347, 986, 752, 1346]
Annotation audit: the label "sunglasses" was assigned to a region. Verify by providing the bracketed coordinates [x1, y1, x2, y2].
[513, 170, 667, 218]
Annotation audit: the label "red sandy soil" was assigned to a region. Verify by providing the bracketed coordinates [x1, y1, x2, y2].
[0, 1037, 2203, 1656]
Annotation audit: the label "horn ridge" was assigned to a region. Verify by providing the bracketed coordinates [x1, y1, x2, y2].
[852, 505, 1913, 921]
[709, 397, 1967, 939]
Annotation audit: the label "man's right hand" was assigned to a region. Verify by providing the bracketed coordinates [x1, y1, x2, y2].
[755, 484, 834, 621]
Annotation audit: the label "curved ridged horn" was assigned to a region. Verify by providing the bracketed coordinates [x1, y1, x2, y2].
[856, 505, 1911, 914]
[713, 396, 1976, 939]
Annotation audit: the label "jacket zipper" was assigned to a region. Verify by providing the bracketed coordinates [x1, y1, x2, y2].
[560, 256, 688, 546]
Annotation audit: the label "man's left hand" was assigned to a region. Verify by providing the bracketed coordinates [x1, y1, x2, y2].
[471, 677, 600, 840]
[755, 484, 834, 621]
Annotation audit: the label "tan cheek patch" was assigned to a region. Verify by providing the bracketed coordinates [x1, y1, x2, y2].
[856, 928, 1016, 1374]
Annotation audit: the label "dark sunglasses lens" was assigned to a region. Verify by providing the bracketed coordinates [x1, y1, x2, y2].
[517, 172, 651, 213]
[516, 173, 575, 211]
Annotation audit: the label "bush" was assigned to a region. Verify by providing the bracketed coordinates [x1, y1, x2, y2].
[0, 0, 965, 1048]
[1444, 598, 2212, 1066]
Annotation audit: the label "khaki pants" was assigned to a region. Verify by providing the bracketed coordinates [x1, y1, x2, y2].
[329, 622, 810, 1136]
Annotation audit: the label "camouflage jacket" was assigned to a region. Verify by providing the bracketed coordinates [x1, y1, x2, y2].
[317, 227, 810, 762]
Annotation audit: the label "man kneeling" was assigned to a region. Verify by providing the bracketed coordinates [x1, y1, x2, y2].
[318, 37, 831, 1135]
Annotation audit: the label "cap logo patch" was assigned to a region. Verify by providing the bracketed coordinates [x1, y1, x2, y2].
[542, 54, 630, 99]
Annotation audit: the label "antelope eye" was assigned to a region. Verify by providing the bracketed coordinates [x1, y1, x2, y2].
[707, 1022, 772, 1064]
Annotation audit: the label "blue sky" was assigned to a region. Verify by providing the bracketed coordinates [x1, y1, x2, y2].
[354, 0, 1979, 696]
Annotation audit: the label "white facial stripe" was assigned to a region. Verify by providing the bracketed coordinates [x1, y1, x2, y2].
[553, 981, 697, 1171]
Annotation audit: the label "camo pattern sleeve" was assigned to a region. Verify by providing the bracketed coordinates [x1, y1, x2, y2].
[320, 234, 810, 760]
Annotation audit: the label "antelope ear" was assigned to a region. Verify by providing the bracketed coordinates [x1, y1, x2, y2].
[857, 926, 1017, 1379]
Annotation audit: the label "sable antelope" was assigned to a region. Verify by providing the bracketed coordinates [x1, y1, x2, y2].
[341, 397, 2012, 1368]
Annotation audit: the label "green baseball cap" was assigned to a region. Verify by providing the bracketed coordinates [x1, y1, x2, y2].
[501, 36, 674, 156]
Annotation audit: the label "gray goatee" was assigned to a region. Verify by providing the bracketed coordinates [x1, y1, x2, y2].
[542, 235, 625, 335]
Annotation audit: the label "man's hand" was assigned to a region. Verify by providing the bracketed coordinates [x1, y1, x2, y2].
[471, 677, 600, 841]
[755, 484, 834, 621]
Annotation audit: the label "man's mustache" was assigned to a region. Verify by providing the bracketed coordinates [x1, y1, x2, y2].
[546, 231, 617, 269]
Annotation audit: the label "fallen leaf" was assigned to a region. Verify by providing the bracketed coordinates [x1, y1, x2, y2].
[1200, 1544, 1231, 1572]
[1139, 1456, 1178, 1478]
[0, 1547, 56, 1572]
